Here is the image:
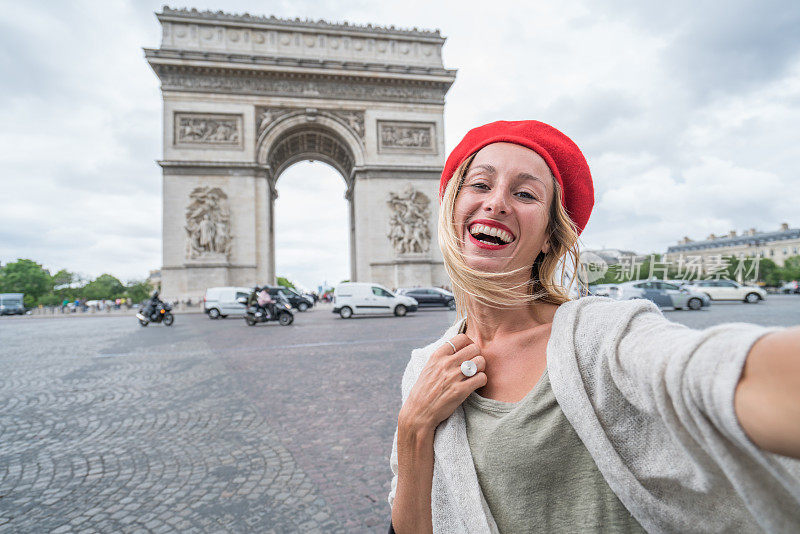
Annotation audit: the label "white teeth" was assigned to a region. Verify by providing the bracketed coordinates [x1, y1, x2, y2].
[468, 223, 514, 244]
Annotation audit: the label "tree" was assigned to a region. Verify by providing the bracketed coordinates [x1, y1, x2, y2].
[0, 259, 52, 307]
[82, 274, 125, 301]
[124, 280, 153, 304]
[276, 276, 295, 289]
[51, 269, 75, 289]
[758, 258, 781, 286]
[780, 255, 800, 282]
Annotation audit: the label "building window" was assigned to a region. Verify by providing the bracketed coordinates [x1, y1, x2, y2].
[770, 249, 775, 256]
[784, 248, 789, 254]
[794, 247, 798, 254]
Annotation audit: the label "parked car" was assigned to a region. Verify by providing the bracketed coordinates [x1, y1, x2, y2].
[0, 293, 25, 316]
[780, 281, 800, 294]
[264, 286, 314, 312]
[397, 287, 456, 310]
[333, 282, 418, 318]
[682, 279, 766, 303]
[609, 280, 710, 310]
[587, 284, 618, 297]
[203, 286, 252, 319]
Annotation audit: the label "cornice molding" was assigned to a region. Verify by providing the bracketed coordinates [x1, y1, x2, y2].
[149, 63, 452, 104]
[158, 160, 269, 176]
[158, 6, 444, 40]
[144, 48, 456, 80]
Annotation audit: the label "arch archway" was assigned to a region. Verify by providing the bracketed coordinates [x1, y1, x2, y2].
[259, 117, 361, 282]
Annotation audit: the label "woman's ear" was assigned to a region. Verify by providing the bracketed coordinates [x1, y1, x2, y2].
[542, 240, 550, 255]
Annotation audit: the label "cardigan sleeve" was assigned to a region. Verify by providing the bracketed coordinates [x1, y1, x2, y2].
[388, 347, 424, 508]
[548, 296, 800, 533]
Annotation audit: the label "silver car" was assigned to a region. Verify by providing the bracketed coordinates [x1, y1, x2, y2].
[609, 280, 710, 310]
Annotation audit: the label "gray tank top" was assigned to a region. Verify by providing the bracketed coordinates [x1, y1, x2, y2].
[463, 369, 645, 533]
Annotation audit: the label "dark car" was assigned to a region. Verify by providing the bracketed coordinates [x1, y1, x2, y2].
[398, 287, 456, 310]
[265, 286, 314, 312]
[780, 281, 800, 294]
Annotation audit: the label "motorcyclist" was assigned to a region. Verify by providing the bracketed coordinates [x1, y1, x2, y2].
[143, 290, 163, 319]
[256, 286, 274, 319]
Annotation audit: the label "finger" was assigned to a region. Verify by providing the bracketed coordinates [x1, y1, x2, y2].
[452, 344, 481, 362]
[450, 355, 485, 381]
[434, 334, 475, 359]
[470, 355, 486, 373]
[448, 333, 474, 353]
[459, 372, 488, 392]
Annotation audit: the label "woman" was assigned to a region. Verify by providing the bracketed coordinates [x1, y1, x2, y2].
[388, 120, 800, 533]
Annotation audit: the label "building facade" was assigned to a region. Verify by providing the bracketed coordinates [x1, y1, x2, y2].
[665, 223, 800, 268]
[145, 7, 456, 301]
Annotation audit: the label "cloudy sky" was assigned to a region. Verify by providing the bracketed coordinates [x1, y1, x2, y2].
[2, 0, 799, 290]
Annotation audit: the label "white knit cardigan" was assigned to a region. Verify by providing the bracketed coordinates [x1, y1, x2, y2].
[388, 297, 800, 533]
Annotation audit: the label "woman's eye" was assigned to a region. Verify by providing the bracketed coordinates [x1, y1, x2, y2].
[470, 183, 489, 190]
[515, 191, 536, 200]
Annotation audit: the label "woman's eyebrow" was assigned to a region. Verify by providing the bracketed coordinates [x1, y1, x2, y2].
[467, 164, 496, 176]
[517, 172, 547, 187]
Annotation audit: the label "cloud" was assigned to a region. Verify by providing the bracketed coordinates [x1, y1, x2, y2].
[1, 0, 799, 289]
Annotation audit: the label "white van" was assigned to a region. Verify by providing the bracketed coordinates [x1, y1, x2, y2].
[332, 282, 418, 318]
[203, 286, 252, 319]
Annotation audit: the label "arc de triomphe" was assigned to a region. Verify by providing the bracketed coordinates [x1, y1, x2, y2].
[145, 7, 456, 300]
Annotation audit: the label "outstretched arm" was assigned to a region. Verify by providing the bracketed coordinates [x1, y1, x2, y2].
[735, 326, 800, 459]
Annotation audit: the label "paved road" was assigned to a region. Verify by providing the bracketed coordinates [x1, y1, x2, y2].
[1, 297, 798, 532]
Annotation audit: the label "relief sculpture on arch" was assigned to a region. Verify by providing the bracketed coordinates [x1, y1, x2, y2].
[185, 186, 233, 260]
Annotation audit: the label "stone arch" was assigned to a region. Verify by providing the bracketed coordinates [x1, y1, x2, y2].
[257, 112, 365, 194]
[146, 7, 455, 299]
[257, 114, 363, 282]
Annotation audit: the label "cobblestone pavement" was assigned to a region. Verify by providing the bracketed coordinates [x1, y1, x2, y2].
[1, 297, 798, 533]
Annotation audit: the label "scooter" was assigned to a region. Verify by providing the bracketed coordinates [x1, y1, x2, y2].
[136, 302, 174, 327]
[240, 293, 294, 326]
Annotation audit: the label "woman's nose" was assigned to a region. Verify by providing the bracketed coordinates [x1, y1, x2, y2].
[483, 188, 509, 215]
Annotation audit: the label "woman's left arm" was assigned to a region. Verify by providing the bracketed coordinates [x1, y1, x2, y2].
[735, 326, 800, 459]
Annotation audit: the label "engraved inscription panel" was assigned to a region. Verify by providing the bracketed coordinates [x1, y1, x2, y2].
[377, 121, 436, 154]
[174, 112, 243, 149]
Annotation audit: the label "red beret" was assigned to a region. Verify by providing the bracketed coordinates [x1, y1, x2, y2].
[440, 120, 594, 235]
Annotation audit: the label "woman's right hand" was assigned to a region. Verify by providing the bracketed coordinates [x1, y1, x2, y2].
[398, 333, 487, 434]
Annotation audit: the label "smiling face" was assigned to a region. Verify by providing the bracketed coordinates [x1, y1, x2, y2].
[453, 142, 555, 274]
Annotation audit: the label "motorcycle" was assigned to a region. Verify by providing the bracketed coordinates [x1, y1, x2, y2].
[240, 292, 294, 326]
[136, 301, 174, 327]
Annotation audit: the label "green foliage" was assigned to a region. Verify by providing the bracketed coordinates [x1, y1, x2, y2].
[276, 276, 295, 289]
[124, 280, 153, 304]
[37, 293, 63, 307]
[51, 269, 75, 288]
[82, 274, 125, 301]
[782, 255, 800, 281]
[0, 259, 52, 307]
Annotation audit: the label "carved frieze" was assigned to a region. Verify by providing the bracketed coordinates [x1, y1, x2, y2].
[330, 110, 365, 139]
[255, 106, 366, 141]
[255, 107, 295, 137]
[155, 66, 449, 104]
[157, 8, 446, 70]
[174, 112, 243, 149]
[378, 121, 436, 154]
[185, 186, 233, 260]
[387, 185, 432, 255]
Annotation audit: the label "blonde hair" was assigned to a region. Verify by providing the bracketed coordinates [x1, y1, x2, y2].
[438, 154, 583, 315]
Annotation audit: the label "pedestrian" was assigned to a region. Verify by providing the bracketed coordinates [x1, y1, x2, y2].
[388, 120, 800, 533]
